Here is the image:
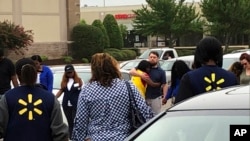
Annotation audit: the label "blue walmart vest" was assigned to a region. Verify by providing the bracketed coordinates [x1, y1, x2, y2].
[4, 86, 55, 141]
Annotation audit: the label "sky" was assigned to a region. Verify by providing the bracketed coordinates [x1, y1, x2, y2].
[80, 0, 200, 7]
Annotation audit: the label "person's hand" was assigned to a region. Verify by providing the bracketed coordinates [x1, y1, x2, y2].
[141, 73, 150, 81]
[162, 98, 167, 105]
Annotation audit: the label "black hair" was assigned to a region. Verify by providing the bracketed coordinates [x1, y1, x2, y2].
[194, 36, 223, 68]
[15, 58, 37, 86]
[0, 48, 4, 57]
[171, 60, 190, 88]
[136, 60, 151, 72]
[31, 55, 42, 62]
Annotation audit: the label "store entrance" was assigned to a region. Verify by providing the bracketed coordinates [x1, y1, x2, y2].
[124, 30, 147, 48]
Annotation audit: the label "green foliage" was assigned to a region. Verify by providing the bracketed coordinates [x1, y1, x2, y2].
[81, 58, 89, 63]
[71, 24, 104, 61]
[103, 14, 124, 49]
[62, 56, 73, 63]
[133, 0, 203, 48]
[104, 48, 137, 61]
[0, 20, 33, 54]
[79, 19, 87, 25]
[121, 49, 137, 60]
[92, 19, 110, 49]
[40, 55, 48, 61]
[200, 0, 250, 52]
[119, 24, 128, 41]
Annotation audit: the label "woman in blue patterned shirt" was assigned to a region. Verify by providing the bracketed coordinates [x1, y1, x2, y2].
[72, 53, 154, 141]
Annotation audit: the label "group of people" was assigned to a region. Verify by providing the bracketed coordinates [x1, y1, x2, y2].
[0, 49, 83, 140]
[0, 36, 248, 141]
[228, 53, 250, 85]
[131, 36, 240, 111]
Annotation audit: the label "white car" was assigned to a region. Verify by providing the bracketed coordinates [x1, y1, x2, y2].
[222, 52, 247, 70]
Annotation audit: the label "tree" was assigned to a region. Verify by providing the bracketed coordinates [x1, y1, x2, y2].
[119, 24, 128, 44]
[103, 14, 124, 49]
[71, 24, 104, 61]
[92, 19, 110, 49]
[200, 0, 250, 52]
[0, 20, 33, 54]
[133, 0, 203, 48]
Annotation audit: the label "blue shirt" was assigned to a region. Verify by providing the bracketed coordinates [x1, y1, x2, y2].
[165, 79, 180, 100]
[145, 67, 166, 99]
[39, 65, 53, 92]
[72, 79, 154, 141]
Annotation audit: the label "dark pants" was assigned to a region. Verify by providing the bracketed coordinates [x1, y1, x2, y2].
[63, 106, 76, 139]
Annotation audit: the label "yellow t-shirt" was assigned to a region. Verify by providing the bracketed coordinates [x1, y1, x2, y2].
[131, 70, 147, 99]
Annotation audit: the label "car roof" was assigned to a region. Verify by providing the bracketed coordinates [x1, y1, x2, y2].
[148, 47, 176, 51]
[223, 52, 244, 58]
[170, 85, 250, 111]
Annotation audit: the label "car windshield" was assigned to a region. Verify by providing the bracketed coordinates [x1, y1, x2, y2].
[134, 110, 249, 141]
[138, 50, 163, 59]
[160, 60, 175, 71]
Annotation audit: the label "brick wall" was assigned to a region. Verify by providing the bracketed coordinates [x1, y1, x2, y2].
[6, 42, 68, 62]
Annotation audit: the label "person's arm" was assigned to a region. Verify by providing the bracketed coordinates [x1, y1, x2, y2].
[47, 67, 54, 92]
[174, 74, 193, 104]
[142, 77, 161, 87]
[0, 95, 9, 139]
[162, 86, 172, 105]
[55, 89, 64, 98]
[129, 68, 143, 77]
[50, 98, 69, 141]
[11, 75, 18, 87]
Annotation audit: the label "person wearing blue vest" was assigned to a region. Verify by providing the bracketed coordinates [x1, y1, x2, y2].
[174, 36, 238, 104]
[0, 58, 68, 141]
[56, 64, 83, 140]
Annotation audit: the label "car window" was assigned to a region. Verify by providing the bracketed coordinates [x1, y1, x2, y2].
[138, 50, 163, 59]
[160, 60, 175, 71]
[222, 58, 239, 70]
[133, 111, 249, 141]
[121, 61, 140, 70]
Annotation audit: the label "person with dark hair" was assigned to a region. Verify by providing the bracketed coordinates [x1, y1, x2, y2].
[130, 51, 167, 115]
[31, 55, 53, 92]
[131, 60, 151, 99]
[174, 36, 238, 104]
[0, 48, 18, 96]
[239, 53, 250, 84]
[72, 53, 153, 141]
[0, 58, 69, 141]
[56, 64, 84, 140]
[228, 61, 243, 84]
[162, 60, 190, 105]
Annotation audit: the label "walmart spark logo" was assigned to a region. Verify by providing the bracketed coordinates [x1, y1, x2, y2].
[204, 73, 225, 91]
[18, 94, 43, 120]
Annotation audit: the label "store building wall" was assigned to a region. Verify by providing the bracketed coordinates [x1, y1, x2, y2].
[0, 0, 80, 61]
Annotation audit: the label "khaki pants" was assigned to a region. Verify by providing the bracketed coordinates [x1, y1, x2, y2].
[146, 96, 162, 116]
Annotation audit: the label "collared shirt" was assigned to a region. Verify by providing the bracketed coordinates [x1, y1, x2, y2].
[72, 78, 154, 141]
